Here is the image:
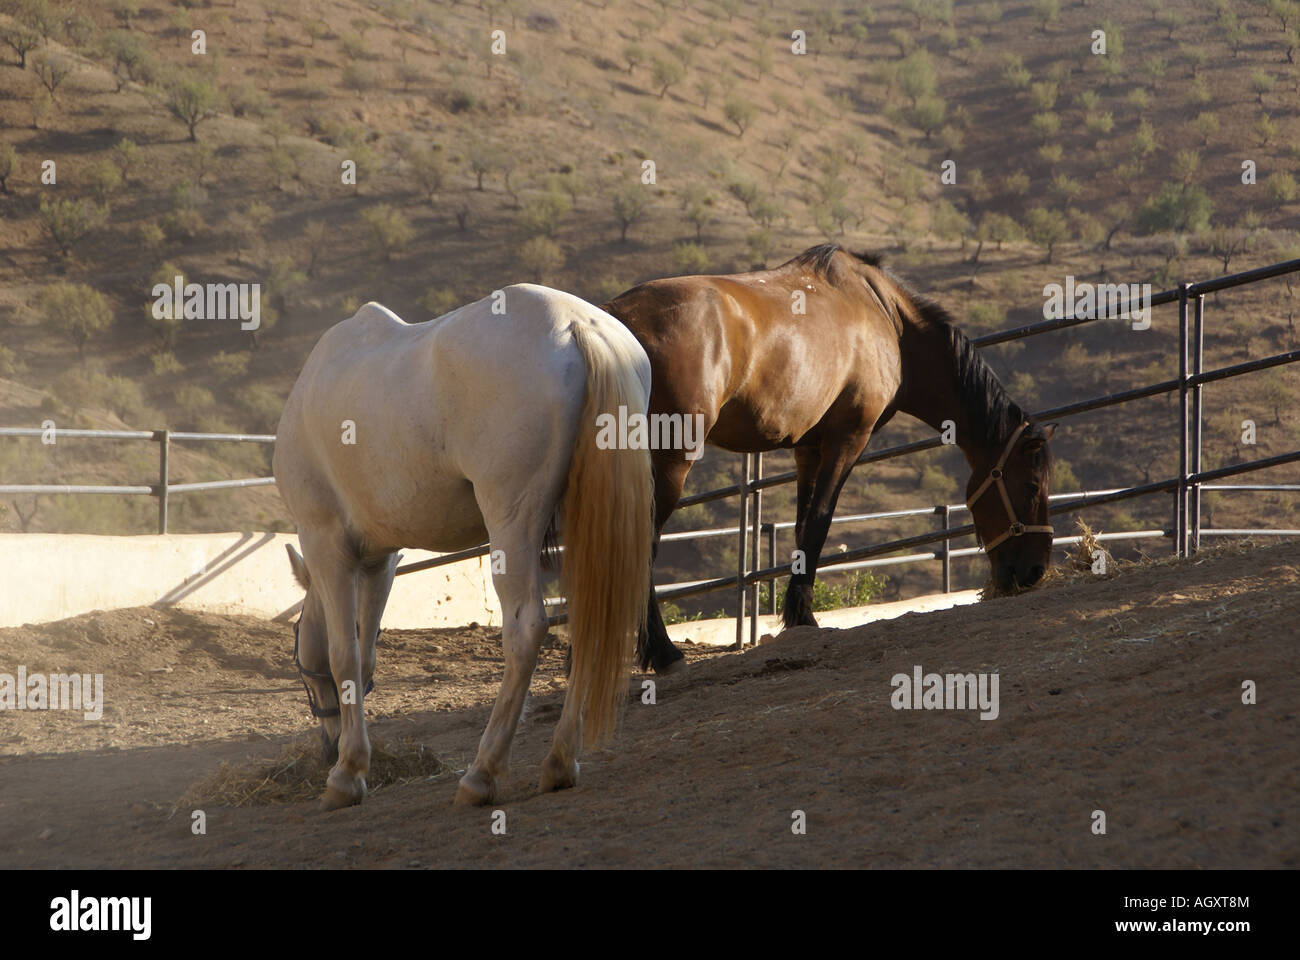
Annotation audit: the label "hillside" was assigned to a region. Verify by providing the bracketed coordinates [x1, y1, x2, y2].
[0, 0, 1297, 606]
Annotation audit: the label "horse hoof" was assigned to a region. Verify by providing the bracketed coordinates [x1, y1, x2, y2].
[453, 771, 495, 807]
[654, 656, 687, 676]
[320, 783, 363, 811]
[320, 764, 366, 811]
[538, 754, 578, 793]
[781, 613, 819, 630]
[782, 587, 818, 630]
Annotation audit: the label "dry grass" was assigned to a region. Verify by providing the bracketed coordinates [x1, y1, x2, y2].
[1041, 518, 1118, 589]
[179, 735, 455, 808]
[978, 520, 1278, 600]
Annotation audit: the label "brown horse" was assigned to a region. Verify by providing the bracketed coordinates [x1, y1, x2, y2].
[603, 244, 1057, 674]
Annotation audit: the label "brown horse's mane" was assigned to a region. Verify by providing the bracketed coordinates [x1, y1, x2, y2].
[783, 242, 885, 275]
[788, 242, 1028, 451]
[938, 305, 1030, 452]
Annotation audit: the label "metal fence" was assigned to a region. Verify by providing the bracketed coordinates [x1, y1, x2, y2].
[3, 259, 1298, 643]
[397, 256, 1300, 640]
[0, 428, 276, 533]
[654, 258, 1300, 646]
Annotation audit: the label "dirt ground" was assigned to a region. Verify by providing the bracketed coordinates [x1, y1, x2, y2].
[0, 540, 1296, 869]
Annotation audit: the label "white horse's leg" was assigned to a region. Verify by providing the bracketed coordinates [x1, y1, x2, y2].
[300, 529, 367, 811]
[357, 553, 398, 690]
[454, 530, 548, 807]
[539, 681, 582, 794]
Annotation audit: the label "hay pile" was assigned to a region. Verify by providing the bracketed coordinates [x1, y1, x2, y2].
[180, 735, 455, 808]
[976, 522, 1271, 599]
[1048, 518, 1117, 585]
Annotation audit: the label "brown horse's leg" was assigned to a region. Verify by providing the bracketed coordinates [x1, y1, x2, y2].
[776, 446, 819, 619]
[792, 446, 819, 543]
[638, 452, 693, 673]
[781, 435, 872, 629]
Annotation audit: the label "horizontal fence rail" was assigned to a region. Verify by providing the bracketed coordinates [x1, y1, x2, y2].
[3, 260, 1298, 640]
[0, 428, 275, 534]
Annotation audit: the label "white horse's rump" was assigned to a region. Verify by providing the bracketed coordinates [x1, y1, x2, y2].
[273, 284, 653, 809]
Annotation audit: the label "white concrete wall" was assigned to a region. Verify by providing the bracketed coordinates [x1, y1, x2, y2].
[666, 590, 983, 647]
[0, 532, 501, 629]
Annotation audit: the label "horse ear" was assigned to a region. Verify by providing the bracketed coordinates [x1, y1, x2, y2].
[1026, 422, 1058, 448]
[285, 543, 311, 590]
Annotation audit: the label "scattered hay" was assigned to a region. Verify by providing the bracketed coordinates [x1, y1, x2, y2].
[1039, 518, 1119, 589]
[1064, 518, 1111, 573]
[1037, 529, 1272, 593]
[179, 735, 455, 808]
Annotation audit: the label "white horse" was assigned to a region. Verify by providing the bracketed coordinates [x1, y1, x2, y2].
[272, 284, 653, 810]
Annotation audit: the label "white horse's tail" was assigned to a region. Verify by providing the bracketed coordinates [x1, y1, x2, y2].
[561, 321, 654, 746]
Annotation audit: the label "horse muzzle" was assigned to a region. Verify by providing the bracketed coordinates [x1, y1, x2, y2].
[996, 563, 1045, 594]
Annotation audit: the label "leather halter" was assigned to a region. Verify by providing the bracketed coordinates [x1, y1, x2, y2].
[293, 619, 375, 719]
[966, 421, 1054, 553]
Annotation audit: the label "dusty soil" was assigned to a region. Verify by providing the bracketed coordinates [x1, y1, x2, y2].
[0, 540, 1296, 869]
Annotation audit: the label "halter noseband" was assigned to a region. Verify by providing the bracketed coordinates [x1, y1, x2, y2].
[966, 421, 1054, 553]
[293, 619, 376, 719]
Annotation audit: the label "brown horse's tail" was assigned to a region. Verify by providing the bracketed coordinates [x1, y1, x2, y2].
[561, 320, 653, 746]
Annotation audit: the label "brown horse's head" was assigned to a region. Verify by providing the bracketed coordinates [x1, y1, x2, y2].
[966, 421, 1057, 594]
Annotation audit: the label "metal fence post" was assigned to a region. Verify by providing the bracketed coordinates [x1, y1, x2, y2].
[735, 453, 750, 650]
[1192, 293, 1205, 552]
[940, 504, 951, 593]
[156, 429, 170, 535]
[1177, 284, 1190, 557]
[764, 521, 777, 615]
[750, 452, 762, 647]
